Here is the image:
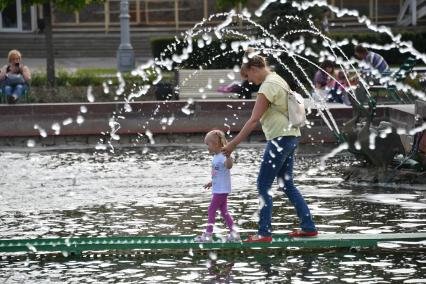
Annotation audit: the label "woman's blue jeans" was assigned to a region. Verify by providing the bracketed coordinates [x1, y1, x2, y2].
[257, 136, 316, 236]
[3, 84, 26, 98]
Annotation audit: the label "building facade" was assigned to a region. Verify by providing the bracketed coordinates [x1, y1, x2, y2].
[0, 0, 37, 32]
[0, 0, 424, 33]
[1, 0, 222, 33]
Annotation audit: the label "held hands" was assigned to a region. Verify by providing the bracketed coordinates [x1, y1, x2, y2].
[204, 181, 212, 190]
[221, 142, 235, 157]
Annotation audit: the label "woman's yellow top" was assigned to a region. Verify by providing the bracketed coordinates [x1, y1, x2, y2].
[258, 72, 301, 140]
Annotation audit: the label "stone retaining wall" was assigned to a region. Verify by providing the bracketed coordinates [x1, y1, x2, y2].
[0, 100, 409, 148]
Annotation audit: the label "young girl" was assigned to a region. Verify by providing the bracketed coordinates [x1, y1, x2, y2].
[195, 130, 240, 243]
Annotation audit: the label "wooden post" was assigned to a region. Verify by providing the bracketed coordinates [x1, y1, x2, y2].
[75, 11, 79, 24]
[411, 0, 417, 26]
[51, 1, 55, 25]
[145, 0, 149, 24]
[175, 0, 179, 30]
[375, 0, 378, 23]
[38, 4, 43, 18]
[136, 0, 141, 24]
[238, 2, 243, 29]
[204, 0, 208, 19]
[330, 0, 336, 19]
[105, 0, 110, 34]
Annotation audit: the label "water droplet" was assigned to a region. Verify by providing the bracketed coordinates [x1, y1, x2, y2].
[27, 139, 35, 148]
[87, 86, 95, 102]
[102, 82, 110, 94]
[51, 123, 61, 135]
[34, 124, 47, 138]
[76, 115, 85, 124]
[145, 130, 155, 145]
[197, 39, 205, 48]
[62, 118, 73, 125]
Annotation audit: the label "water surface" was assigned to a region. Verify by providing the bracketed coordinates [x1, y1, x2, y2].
[0, 146, 425, 283]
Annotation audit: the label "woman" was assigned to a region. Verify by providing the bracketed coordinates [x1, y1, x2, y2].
[222, 50, 317, 242]
[0, 49, 31, 104]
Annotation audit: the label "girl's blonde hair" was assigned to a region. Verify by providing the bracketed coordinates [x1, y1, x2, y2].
[241, 48, 267, 71]
[207, 129, 228, 147]
[8, 49, 21, 63]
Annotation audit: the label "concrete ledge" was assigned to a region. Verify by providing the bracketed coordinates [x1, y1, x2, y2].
[0, 100, 416, 147]
[387, 104, 416, 152]
[416, 100, 426, 120]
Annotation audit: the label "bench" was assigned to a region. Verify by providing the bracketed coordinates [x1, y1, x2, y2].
[177, 69, 242, 100]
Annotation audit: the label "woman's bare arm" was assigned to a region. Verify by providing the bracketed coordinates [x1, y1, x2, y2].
[21, 65, 31, 81]
[222, 93, 269, 156]
[0, 65, 7, 81]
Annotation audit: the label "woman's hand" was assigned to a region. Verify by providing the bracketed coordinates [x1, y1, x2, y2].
[221, 94, 268, 156]
[11, 63, 21, 73]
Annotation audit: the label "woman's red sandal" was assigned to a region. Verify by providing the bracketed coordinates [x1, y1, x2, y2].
[242, 235, 272, 243]
[288, 230, 318, 237]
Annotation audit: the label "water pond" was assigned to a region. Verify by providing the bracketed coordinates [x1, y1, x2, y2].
[0, 146, 425, 283]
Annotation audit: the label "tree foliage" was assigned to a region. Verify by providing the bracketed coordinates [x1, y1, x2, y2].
[216, 0, 248, 9]
[1, 0, 104, 87]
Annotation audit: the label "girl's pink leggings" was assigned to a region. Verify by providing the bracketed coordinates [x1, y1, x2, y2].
[206, 193, 234, 234]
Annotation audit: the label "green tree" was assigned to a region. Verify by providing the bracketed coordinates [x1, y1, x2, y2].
[0, 0, 103, 87]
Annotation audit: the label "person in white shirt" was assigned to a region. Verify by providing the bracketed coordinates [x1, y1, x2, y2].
[194, 129, 240, 243]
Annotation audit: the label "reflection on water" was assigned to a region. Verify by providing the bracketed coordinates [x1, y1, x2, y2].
[0, 146, 425, 283]
[2, 252, 425, 283]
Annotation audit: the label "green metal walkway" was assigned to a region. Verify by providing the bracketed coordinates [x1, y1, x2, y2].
[0, 233, 425, 255]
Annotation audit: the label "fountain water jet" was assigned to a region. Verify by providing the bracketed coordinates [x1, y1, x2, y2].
[84, 0, 426, 184]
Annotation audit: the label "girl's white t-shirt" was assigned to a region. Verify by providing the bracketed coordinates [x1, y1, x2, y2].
[211, 153, 231, 194]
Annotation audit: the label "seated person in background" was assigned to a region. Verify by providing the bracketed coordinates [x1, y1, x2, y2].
[312, 60, 335, 102]
[329, 70, 351, 105]
[218, 68, 260, 99]
[354, 44, 390, 77]
[217, 81, 242, 93]
[0, 49, 31, 104]
[239, 80, 259, 99]
[239, 65, 260, 99]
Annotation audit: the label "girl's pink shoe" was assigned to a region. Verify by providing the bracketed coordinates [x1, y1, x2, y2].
[194, 232, 212, 243]
[226, 231, 241, 242]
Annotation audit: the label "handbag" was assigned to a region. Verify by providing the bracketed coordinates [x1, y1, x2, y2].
[287, 91, 306, 128]
[4, 73, 26, 86]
